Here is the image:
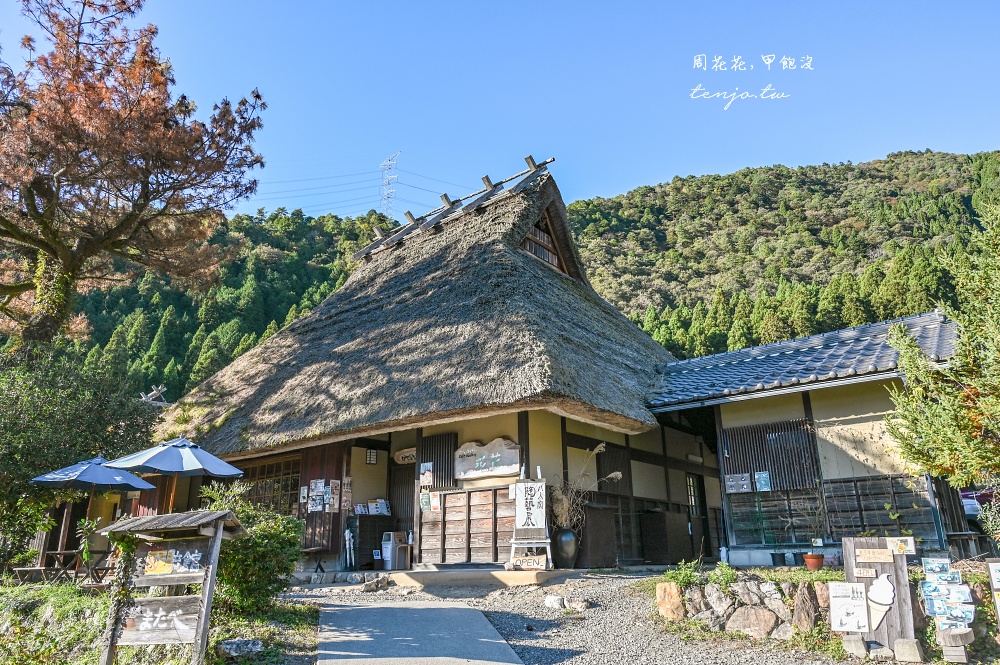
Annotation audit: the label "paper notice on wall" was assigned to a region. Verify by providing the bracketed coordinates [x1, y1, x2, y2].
[429, 492, 441, 512]
[885, 537, 916, 555]
[309, 478, 325, 497]
[328, 480, 341, 512]
[307, 496, 323, 513]
[829, 582, 869, 633]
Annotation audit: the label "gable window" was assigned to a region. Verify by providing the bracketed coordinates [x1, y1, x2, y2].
[520, 209, 567, 274]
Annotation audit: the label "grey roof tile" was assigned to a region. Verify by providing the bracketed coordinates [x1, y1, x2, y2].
[647, 311, 955, 410]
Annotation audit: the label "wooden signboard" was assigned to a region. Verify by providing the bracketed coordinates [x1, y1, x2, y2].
[509, 554, 547, 570]
[99, 512, 235, 665]
[513, 480, 547, 541]
[843, 537, 916, 648]
[455, 438, 521, 480]
[118, 596, 201, 645]
[133, 538, 210, 587]
[985, 558, 1000, 631]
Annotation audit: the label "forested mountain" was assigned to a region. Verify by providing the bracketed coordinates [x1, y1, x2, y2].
[7, 149, 996, 399]
[568, 149, 1000, 358]
[62, 209, 393, 401]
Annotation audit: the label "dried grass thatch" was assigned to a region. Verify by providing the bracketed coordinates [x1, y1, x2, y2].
[160, 172, 674, 456]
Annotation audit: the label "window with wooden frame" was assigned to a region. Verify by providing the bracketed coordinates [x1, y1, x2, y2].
[244, 456, 301, 516]
[520, 209, 567, 274]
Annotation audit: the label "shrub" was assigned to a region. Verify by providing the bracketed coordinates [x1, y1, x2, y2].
[660, 560, 705, 588]
[707, 561, 738, 589]
[201, 481, 304, 614]
[0, 619, 68, 665]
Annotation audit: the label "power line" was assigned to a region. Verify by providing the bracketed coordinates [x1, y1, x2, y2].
[256, 177, 382, 196]
[257, 170, 381, 185]
[396, 168, 475, 191]
[252, 185, 380, 203]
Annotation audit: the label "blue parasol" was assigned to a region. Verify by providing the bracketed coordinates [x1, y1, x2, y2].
[31, 456, 156, 492]
[105, 437, 243, 478]
[106, 437, 242, 512]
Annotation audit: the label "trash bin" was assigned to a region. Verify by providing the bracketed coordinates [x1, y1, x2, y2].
[381, 531, 407, 569]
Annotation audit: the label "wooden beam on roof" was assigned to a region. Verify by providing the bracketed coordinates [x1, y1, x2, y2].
[481, 175, 494, 189]
[524, 155, 538, 171]
[417, 201, 462, 232]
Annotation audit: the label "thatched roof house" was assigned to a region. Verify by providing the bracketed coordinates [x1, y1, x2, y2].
[162, 167, 675, 457]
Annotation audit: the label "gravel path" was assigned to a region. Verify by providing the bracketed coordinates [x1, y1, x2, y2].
[287, 573, 839, 665]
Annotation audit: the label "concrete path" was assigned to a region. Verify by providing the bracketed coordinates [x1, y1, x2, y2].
[318, 600, 523, 665]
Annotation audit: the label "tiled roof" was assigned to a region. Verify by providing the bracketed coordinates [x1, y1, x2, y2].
[647, 311, 955, 411]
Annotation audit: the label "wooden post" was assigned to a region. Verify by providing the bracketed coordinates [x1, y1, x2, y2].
[192, 517, 226, 665]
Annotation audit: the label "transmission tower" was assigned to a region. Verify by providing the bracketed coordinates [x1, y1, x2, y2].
[379, 151, 400, 221]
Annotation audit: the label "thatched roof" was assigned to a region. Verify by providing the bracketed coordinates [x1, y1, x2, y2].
[162, 168, 675, 456]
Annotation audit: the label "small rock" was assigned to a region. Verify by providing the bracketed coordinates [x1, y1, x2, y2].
[399, 587, 416, 596]
[725, 606, 779, 639]
[655, 582, 685, 621]
[868, 643, 894, 661]
[684, 586, 711, 615]
[758, 581, 782, 599]
[525, 625, 534, 631]
[565, 597, 591, 611]
[813, 581, 830, 608]
[692, 609, 725, 632]
[763, 596, 792, 622]
[770, 622, 794, 640]
[792, 581, 818, 633]
[730, 582, 761, 605]
[544, 594, 565, 610]
[780, 581, 797, 598]
[704, 583, 734, 616]
[216, 639, 263, 659]
[361, 577, 389, 592]
[842, 634, 868, 659]
[893, 638, 926, 662]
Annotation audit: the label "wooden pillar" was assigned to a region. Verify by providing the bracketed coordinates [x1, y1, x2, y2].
[192, 518, 226, 665]
[57, 501, 73, 551]
[412, 428, 423, 564]
[518, 411, 530, 476]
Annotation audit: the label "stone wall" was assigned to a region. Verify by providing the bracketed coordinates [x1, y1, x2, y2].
[656, 579, 830, 641]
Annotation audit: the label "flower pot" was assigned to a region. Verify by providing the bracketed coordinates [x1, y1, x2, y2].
[792, 552, 806, 566]
[551, 526, 580, 569]
[770, 552, 786, 566]
[803, 553, 825, 571]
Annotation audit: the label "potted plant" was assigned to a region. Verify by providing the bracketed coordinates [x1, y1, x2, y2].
[548, 443, 622, 569]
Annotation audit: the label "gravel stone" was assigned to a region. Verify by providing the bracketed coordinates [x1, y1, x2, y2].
[285, 572, 841, 665]
[545, 594, 566, 609]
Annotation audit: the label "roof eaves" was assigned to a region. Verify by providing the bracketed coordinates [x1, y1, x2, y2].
[648, 369, 903, 413]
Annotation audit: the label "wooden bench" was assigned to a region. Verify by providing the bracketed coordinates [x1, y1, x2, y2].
[13, 567, 52, 584]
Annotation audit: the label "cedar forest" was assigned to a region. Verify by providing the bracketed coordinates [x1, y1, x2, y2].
[3, 148, 996, 401]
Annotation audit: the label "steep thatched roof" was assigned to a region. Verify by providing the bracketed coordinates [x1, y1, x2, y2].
[161, 168, 675, 457]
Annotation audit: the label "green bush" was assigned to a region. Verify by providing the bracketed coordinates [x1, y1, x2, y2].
[706, 562, 737, 589]
[660, 560, 705, 588]
[0, 619, 68, 665]
[201, 481, 304, 614]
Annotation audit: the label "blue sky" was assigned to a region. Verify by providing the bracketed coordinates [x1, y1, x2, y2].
[2, 1, 998, 219]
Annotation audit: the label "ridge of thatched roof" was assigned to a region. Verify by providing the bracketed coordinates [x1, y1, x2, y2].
[160, 169, 675, 456]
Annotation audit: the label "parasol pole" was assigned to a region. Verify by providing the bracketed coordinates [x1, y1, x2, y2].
[167, 471, 180, 513]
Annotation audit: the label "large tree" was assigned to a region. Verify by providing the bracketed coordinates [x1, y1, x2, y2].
[0, 0, 264, 343]
[886, 210, 1000, 486]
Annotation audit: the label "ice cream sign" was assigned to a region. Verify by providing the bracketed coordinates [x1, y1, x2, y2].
[867, 574, 896, 630]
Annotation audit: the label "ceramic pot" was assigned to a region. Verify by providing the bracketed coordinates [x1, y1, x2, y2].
[551, 526, 580, 569]
[770, 552, 785, 566]
[803, 553, 825, 571]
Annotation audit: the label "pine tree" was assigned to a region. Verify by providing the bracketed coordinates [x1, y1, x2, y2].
[232, 332, 258, 358]
[260, 320, 280, 341]
[161, 358, 181, 400]
[282, 304, 299, 327]
[182, 325, 208, 381]
[101, 325, 130, 374]
[757, 310, 793, 345]
[142, 305, 180, 383]
[887, 210, 1000, 485]
[186, 332, 225, 390]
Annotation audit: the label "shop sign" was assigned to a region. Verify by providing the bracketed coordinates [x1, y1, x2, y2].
[455, 437, 521, 480]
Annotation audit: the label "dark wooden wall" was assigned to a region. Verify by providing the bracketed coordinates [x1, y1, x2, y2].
[299, 443, 346, 553]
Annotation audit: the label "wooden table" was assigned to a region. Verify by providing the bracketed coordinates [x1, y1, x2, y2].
[45, 550, 82, 582]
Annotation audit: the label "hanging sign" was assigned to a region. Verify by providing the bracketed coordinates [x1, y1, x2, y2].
[513, 480, 547, 540]
[133, 538, 210, 586]
[394, 448, 417, 465]
[419, 463, 434, 487]
[454, 438, 521, 480]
